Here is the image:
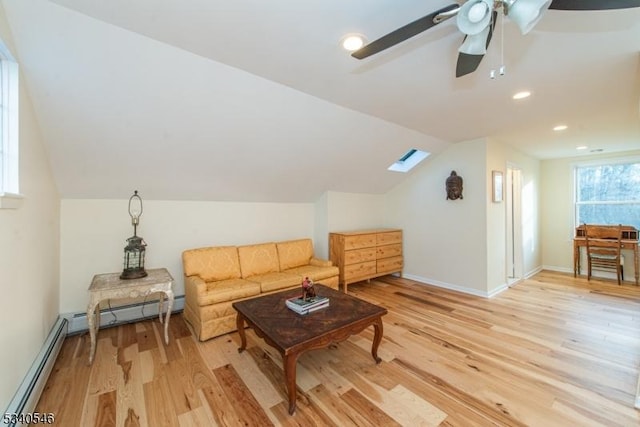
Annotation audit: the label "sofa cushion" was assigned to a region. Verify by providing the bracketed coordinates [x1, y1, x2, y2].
[238, 243, 280, 278]
[246, 271, 300, 293]
[284, 265, 340, 283]
[276, 239, 314, 271]
[198, 278, 261, 306]
[182, 246, 241, 282]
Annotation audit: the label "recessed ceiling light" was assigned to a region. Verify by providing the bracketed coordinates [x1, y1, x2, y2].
[553, 124, 568, 131]
[512, 91, 531, 100]
[341, 34, 365, 52]
[576, 146, 588, 150]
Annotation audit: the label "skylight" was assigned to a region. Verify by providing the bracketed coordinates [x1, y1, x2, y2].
[388, 149, 430, 173]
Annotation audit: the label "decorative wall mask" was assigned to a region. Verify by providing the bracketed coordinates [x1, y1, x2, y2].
[446, 170, 463, 200]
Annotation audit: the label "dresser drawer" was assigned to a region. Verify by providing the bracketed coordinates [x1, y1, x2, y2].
[376, 243, 402, 259]
[344, 261, 377, 280]
[344, 234, 377, 250]
[344, 248, 377, 265]
[377, 231, 402, 246]
[377, 256, 403, 274]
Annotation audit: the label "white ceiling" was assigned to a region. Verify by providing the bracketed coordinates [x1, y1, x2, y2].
[2, 0, 639, 202]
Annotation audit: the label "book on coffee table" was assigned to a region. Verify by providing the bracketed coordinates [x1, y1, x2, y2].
[286, 301, 329, 315]
[285, 295, 329, 315]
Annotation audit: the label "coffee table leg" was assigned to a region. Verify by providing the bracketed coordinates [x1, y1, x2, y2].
[371, 317, 384, 364]
[236, 313, 247, 353]
[284, 353, 300, 414]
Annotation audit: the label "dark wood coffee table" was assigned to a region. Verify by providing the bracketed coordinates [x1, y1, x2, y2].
[232, 284, 387, 414]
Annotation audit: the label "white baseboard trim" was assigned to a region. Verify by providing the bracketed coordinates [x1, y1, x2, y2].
[487, 283, 510, 298]
[3, 317, 67, 427]
[62, 295, 184, 335]
[525, 265, 544, 278]
[402, 273, 495, 298]
[542, 265, 573, 274]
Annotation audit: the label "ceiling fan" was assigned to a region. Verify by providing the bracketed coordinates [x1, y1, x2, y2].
[351, 0, 640, 77]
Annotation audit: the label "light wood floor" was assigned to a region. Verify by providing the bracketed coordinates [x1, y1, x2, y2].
[35, 271, 640, 426]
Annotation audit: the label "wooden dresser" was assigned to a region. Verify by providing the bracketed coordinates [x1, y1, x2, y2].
[329, 229, 403, 293]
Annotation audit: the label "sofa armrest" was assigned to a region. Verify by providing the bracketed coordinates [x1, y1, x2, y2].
[310, 257, 333, 267]
[185, 275, 206, 292]
[184, 275, 207, 307]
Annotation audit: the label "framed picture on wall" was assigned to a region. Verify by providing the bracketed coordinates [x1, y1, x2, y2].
[492, 171, 503, 203]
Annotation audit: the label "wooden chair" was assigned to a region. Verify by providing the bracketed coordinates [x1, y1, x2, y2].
[584, 224, 623, 285]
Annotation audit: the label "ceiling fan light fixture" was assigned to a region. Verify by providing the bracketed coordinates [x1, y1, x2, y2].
[458, 25, 491, 55]
[507, 0, 552, 35]
[457, 0, 493, 35]
[468, 3, 490, 22]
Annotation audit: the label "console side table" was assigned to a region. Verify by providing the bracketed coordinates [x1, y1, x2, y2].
[87, 268, 174, 364]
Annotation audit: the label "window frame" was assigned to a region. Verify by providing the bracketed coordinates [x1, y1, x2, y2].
[573, 155, 640, 230]
[0, 38, 21, 209]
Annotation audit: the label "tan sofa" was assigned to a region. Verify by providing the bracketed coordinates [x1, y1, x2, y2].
[182, 238, 339, 341]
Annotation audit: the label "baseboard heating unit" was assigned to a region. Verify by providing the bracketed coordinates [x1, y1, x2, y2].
[3, 317, 67, 427]
[64, 295, 184, 335]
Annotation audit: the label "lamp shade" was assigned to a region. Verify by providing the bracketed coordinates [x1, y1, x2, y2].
[457, 0, 493, 35]
[458, 24, 491, 55]
[508, 0, 552, 34]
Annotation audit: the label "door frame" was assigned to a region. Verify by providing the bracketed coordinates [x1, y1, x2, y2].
[506, 164, 523, 284]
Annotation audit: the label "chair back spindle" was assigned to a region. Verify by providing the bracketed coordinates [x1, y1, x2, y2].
[583, 224, 623, 285]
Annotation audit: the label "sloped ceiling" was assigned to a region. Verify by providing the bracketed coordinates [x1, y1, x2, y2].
[2, 0, 640, 202]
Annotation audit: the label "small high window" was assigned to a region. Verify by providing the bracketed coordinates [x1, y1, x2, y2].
[388, 149, 430, 173]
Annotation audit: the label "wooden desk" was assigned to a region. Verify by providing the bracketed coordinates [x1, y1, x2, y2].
[87, 268, 174, 364]
[573, 237, 639, 286]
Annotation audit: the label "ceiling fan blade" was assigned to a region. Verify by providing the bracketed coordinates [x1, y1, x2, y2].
[549, 0, 640, 10]
[456, 11, 497, 78]
[352, 3, 460, 60]
[456, 53, 484, 77]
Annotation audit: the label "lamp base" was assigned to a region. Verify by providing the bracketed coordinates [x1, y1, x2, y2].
[120, 268, 148, 280]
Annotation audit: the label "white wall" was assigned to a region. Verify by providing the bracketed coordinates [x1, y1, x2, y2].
[383, 138, 541, 296]
[313, 192, 330, 258]
[486, 139, 541, 288]
[384, 139, 490, 295]
[486, 139, 508, 292]
[540, 156, 577, 271]
[60, 199, 316, 313]
[324, 191, 387, 233]
[0, 6, 60, 410]
[541, 149, 640, 280]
